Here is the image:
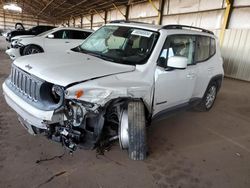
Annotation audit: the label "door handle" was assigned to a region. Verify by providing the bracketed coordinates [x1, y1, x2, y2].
[65, 41, 70, 43]
[208, 67, 214, 71]
[186, 73, 196, 79]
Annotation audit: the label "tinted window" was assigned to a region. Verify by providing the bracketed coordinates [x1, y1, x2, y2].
[30, 26, 53, 34]
[53, 30, 70, 39]
[159, 35, 195, 66]
[195, 36, 210, 62]
[39, 26, 49, 33]
[210, 38, 216, 56]
[30, 26, 39, 33]
[70, 30, 92, 39]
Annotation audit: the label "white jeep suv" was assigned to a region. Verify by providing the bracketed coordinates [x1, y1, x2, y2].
[2, 22, 224, 160]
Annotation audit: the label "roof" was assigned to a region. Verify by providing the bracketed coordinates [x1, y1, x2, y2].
[106, 22, 162, 32]
[56, 27, 93, 32]
[106, 22, 214, 36]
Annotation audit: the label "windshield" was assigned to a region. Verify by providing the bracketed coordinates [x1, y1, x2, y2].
[78, 26, 159, 65]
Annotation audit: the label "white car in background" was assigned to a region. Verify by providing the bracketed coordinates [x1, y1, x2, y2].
[6, 27, 93, 60]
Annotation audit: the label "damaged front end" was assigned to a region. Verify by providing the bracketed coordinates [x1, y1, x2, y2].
[40, 83, 130, 152]
[3, 65, 119, 152]
[47, 99, 106, 151]
[4, 64, 151, 154]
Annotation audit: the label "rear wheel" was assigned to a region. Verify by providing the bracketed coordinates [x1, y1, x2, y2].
[119, 101, 147, 160]
[195, 82, 218, 111]
[23, 45, 43, 55]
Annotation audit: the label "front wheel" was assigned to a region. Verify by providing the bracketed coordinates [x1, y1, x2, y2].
[119, 101, 147, 160]
[23, 45, 43, 56]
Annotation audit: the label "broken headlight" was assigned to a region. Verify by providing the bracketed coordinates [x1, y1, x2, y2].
[67, 101, 86, 127]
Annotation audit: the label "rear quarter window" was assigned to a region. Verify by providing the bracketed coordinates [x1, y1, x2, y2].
[195, 36, 210, 62]
[210, 38, 216, 56]
[195, 36, 216, 63]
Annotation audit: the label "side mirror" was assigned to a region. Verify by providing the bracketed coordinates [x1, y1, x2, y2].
[47, 34, 54, 39]
[167, 56, 188, 69]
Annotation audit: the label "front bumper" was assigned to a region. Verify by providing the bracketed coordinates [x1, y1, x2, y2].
[2, 82, 54, 130]
[5, 48, 21, 60]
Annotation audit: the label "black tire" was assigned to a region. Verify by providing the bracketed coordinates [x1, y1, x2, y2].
[127, 101, 147, 160]
[194, 82, 218, 112]
[23, 45, 43, 56]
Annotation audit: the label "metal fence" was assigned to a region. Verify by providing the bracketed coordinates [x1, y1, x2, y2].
[216, 29, 250, 82]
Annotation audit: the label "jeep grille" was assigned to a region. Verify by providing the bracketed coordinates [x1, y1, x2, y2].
[7, 65, 63, 111]
[10, 65, 42, 102]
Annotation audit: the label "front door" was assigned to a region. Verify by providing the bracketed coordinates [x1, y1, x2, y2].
[44, 30, 75, 52]
[153, 35, 198, 116]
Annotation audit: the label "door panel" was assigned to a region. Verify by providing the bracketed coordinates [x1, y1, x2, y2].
[192, 36, 217, 98]
[153, 34, 198, 116]
[44, 30, 74, 52]
[44, 38, 72, 52]
[153, 66, 197, 116]
[44, 30, 87, 52]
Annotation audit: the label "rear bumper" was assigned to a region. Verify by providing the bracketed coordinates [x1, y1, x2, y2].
[2, 82, 54, 130]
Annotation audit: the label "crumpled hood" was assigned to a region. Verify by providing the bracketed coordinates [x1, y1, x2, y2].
[14, 51, 135, 87]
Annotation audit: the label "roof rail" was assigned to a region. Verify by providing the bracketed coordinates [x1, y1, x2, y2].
[162, 24, 214, 35]
[109, 20, 150, 24]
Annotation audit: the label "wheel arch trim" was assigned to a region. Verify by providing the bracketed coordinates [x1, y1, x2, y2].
[21, 44, 44, 55]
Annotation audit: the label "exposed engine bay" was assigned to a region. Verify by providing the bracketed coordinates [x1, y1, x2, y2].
[40, 99, 125, 152]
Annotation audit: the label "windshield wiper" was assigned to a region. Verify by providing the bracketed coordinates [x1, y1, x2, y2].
[77, 47, 116, 62]
[75, 47, 135, 65]
[91, 53, 116, 62]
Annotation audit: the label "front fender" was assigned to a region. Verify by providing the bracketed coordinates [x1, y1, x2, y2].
[64, 74, 153, 110]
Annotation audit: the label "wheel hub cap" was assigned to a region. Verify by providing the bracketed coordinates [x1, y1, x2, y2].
[119, 109, 129, 149]
[205, 86, 216, 109]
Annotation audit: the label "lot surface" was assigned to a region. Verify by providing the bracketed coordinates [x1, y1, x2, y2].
[0, 37, 250, 188]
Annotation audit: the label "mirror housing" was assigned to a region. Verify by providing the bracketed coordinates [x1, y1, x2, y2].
[47, 34, 54, 39]
[157, 57, 167, 68]
[167, 56, 188, 69]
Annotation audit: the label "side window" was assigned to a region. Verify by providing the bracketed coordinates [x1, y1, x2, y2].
[159, 35, 195, 67]
[53, 30, 70, 39]
[40, 27, 48, 33]
[69, 30, 90, 39]
[83, 32, 92, 39]
[195, 36, 210, 62]
[31, 26, 39, 34]
[210, 38, 216, 56]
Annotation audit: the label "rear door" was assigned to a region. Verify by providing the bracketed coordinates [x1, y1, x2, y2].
[192, 36, 217, 98]
[153, 35, 198, 116]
